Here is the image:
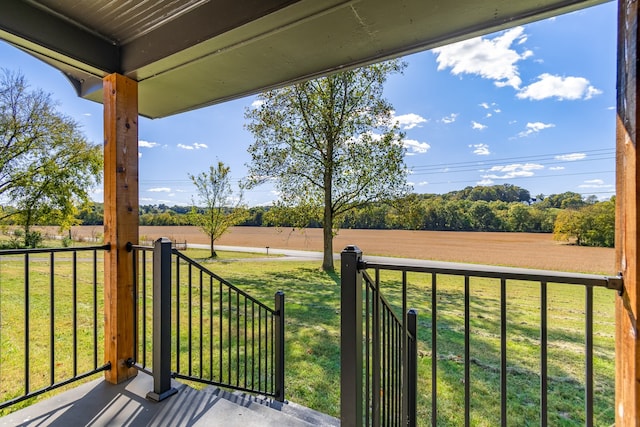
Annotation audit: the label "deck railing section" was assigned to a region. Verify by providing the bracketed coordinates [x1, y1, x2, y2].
[340, 245, 622, 427]
[341, 246, 418, 427]
[131, 238, 285, 401]
[0, 245, 111, 411]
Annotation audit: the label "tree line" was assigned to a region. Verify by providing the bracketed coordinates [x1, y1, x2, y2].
[66, 183, 615, 247]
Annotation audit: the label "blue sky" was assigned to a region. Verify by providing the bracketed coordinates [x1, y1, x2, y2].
[1, 2, 616, 207]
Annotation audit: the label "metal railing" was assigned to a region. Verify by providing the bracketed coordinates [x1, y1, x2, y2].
[131, 238, 285, 401]
[340, 245, 622, 427]
[341, 246, 418, 427]
[0, 245, 111, 411]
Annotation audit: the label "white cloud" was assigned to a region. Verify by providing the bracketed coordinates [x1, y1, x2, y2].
[518, 121, 555, 137]
[139, 140, 159, 148]
[138, 152, 142, 158]
[477, 178, 494, 186]
[403, 139, 431, 155]
[470, 143, 490, 155]
[471, 121, 487, 130]
[482, 163, 544, 179]
[441, 113, 458, 124]
[555, 152, 586, 161]
[140, 197, 153, 202]
[177, 143, 208, 150]
[148, 187, 171, 192]
[251, 100, 264, 108]
[479, 102, 490, 109]
[517, 73, 602, 101]
[549, 166, 565, 171]
[433, 26, 532, 89]
[485, 113, 492, 118]
[579, 179, 614, 189]
[417, 181, 429, 186]
[393, 112, 428, 130]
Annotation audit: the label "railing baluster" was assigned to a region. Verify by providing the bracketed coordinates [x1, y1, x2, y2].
[24, 253, 30, 396]
[274, 291, 285, 402]
[366, 275, 371, 427]
[188, 263, 193, 377]
[407, 309, 418, 427]
[73, 251, 78, 378]
[176, 256, 181, 373]
[210, 276, 214, 382]
[431, 272, 437, 427]
[93, 250, 98, 371]
[228, 287, 232, 385]
[219, 280, 223, 382]
[501, 278, 507, 427]
[142, 249, 147, 368]
[236, 291, 240, 386]
[50, 252, 55, 386]
[541, 281, 548, 427]
[464, 275, 470, 427]
[200, 270, 203, 379]
[373, 268, 381, 427]
[585, 286, 594, 427]
[251, 301, 255, 389]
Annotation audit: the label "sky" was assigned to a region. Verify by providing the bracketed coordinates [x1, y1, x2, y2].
[0, 2, 617, 207]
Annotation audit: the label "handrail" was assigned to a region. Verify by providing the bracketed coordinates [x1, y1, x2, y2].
[362, 260, 623, 291]
[0, 243, 110, 255]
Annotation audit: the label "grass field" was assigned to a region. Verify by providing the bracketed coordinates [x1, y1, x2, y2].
[0, 234, 616, 425]
[54, 225, 616, 274]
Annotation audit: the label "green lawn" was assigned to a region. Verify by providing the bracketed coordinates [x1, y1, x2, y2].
[0, 247, 615, 426]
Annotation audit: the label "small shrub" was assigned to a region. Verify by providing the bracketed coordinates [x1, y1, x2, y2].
[62, 236, 73, 247]
[24, 231, 43, 248]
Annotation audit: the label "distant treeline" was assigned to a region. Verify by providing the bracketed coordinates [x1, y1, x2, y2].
[70, 184, 615, 247]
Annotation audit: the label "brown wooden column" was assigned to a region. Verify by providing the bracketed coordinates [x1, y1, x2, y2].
[616, 0, 640, 424]
[103, 73, 139, 384]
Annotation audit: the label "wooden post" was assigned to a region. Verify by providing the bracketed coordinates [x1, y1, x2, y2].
[616, 0, 640, 424]
[103, 73, 139, 384]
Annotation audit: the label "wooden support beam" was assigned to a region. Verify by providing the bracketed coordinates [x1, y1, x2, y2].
[103, 73, 139, 384]
[616, 0, 640, 424]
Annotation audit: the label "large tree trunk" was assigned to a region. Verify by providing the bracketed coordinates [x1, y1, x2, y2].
[322, 206, 334, 271]
[323, 151, 334, 271]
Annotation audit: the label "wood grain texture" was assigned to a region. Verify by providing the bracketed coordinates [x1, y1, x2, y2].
[103, 73, 139, 384]
[616, 0, 640, 424]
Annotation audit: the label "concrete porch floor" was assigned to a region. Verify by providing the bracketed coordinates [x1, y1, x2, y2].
[0, 374, 339, 426]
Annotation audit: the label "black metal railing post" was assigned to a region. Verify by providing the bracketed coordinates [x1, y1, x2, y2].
[407, 309, 418, 427]
[341, 245, 364, 427]
[147, 237, 178, 402]
[274, 290, 285, 402]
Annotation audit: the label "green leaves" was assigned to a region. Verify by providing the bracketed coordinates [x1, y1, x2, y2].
[244, 60, 409, 270]
[0, 69, 102, 245]
[189, 161, 247, 257]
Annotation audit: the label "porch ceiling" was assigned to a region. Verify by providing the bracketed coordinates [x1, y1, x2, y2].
[1, 0, 610, 118]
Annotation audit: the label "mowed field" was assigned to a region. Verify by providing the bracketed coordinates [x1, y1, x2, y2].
[65, 225, 615, 274]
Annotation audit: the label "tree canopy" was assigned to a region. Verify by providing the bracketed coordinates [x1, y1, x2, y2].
[189, 162, 247, 257]
[245, 60, 410, 271]
[0, 69, 102, 246]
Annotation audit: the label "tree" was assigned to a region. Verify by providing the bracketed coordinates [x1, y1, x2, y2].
[189, 162, 247, 257]
[245, 60, 410, 271]
[0, 69, 102, 246]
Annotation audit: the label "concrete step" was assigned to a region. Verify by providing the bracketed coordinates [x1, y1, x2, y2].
[0, 374, 339, 427]
[201, 386, 340, 426]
